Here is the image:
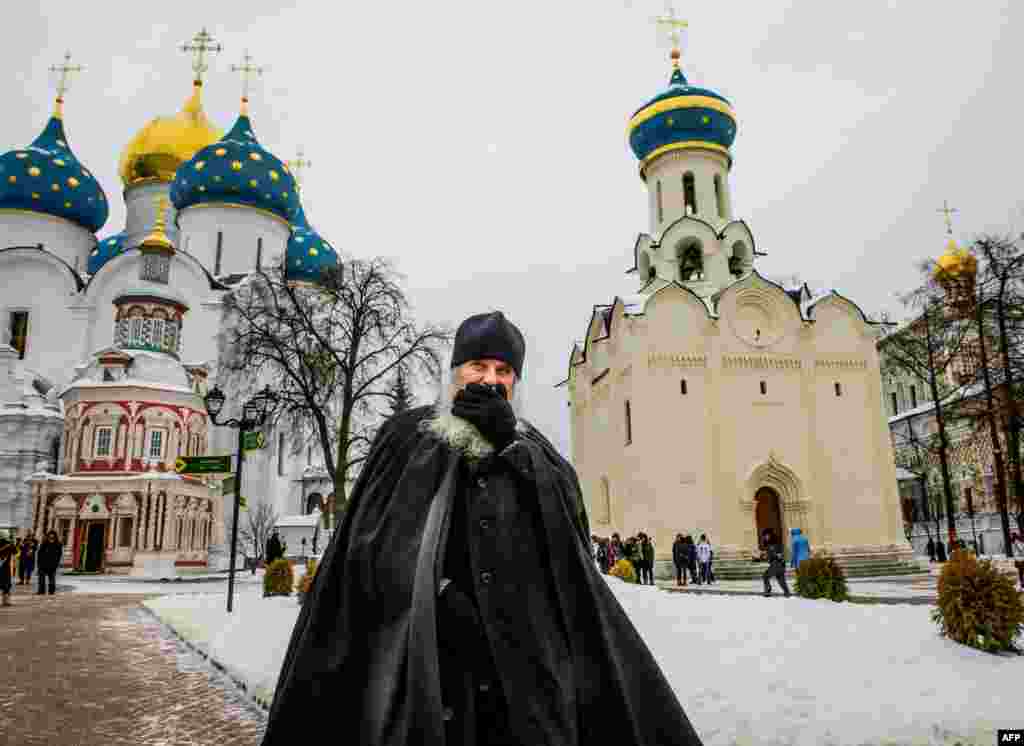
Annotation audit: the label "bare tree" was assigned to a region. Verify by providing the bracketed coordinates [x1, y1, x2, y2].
[880, 268, 976, 546]
[238, 498, 278, 568]
[220, 257, 451, 526]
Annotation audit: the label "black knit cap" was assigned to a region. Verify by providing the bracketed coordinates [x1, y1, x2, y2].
[450, 311, 525, 379]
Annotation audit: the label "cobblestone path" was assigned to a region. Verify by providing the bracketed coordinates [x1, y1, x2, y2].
[0, 589, 266, 746]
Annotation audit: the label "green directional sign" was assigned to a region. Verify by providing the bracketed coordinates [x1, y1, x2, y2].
[242, 431, 266, 451]
[174, 455, 233, 475]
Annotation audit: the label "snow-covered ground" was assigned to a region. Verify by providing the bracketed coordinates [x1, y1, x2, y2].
[142, 573, 1022, 746]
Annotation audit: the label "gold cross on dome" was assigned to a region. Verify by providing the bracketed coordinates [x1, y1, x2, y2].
[182, 28, 223, 84]
[287, 148, 312, 191]
[231, 50, 265, 110]
[49, 51, 84, 116]
[655, 4, 688, 63]
[937, 200, 958, 235]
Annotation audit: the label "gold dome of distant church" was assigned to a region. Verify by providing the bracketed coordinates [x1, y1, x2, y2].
[118, 82, 221, 185]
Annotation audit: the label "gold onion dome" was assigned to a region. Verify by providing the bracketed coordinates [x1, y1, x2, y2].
[118, 83, 222, 185]
[934, 237, 977, 280]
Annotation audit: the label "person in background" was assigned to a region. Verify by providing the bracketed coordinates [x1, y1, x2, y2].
[762, 529, 791, 598]
[926, 536, 936, 562]
[36, 530, 62, 596]
[935, 539, 947, 563]
[610, 533, 624, 565]
[0, 534, 15, 607]
[672, 534, 687, 587]
[685, 535, 698, 584]
[640, 532, 655, 585]
[696, 535, 711, 585]
[790, 528, 810, 570]
[1011, 532, 1024, 590]
[18, 535, 37, 586]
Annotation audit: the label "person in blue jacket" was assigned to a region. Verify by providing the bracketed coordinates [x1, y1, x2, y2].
[790, 528, 810, 569]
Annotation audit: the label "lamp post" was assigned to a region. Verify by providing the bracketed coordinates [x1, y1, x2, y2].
[204, 384, 277, 613]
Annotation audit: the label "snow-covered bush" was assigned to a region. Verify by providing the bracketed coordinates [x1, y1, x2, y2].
[608, 558, 637, 584]
[263, 558, 293, 597]
[794, 554, 848, 602]
[932, 549, 1023, 653]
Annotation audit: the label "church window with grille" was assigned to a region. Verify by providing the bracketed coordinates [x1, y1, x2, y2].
[683, 172, 697, 214]
[94, 427, 113, 457]
[890, 392, 899, 416]
[151, 319, 165, 350]
[910, 385, 918, 409]
[714, 174, 725, 218]
[680, 378, 688, 395]
[834, 381, 842, 397]
[760, 381, 767, 395]
[625, 400, 632, 445]
[256, 237, 263, 269]
[129, 318, 144, 346]
[8, 310, 29, 360]
[148, 429, 165, 459]
[656, 180, 663, 224]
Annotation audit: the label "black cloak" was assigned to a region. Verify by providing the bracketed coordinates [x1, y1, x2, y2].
[262, 405, 703, 745]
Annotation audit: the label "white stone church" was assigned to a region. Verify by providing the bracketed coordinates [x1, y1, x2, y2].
[562, 44, 913, 572]
[0, 40, 336, 571]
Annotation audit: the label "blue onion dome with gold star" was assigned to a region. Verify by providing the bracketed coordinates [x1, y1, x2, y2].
[286, 205, 339, 284]
[170, 113, 299, 221]
[88, 231, 129, 275]
[0, 113, 108, 232]
[627, 47, 738, 173]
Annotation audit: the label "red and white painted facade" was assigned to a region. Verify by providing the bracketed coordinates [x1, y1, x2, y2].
[27, 281, 221, 574]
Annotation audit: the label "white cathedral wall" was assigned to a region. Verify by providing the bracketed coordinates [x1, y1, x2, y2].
[0, 249, 89, 388]
[571, 283, 909, 562]
[0, 210, 94, 273]
[177, 205, 290, 277]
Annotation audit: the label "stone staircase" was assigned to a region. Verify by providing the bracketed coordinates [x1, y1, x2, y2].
[657, 554, 930, 582]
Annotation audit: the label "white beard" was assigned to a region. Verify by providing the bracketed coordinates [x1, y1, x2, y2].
[422, 373, 529, 461]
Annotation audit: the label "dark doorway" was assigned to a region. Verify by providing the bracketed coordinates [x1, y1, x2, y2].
[755, 486, 783, 549]
[85, 522, 106, 572]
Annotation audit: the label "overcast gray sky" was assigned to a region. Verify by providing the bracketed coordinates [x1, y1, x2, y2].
[3, 0, 1022, 456]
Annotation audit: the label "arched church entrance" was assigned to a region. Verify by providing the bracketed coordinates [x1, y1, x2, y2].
[306, 492, 323, 515]
[754, 486, 783, 550]
[84, 521, 107, 572]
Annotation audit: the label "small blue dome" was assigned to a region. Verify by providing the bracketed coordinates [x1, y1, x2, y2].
[285, 206, 339, 284]
[627, 68, 737, 168]
[88, 231, 128, 275]
[0, 116, 108, 232]
[170, 114, 299, 222]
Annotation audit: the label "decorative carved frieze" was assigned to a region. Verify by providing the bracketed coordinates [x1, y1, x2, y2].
[815, 358, 868, 371]
[722, 355, 801, 371]
[648, 352, 707, 369]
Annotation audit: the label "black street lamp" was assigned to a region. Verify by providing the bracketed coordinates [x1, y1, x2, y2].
[204, 384, 277, 613]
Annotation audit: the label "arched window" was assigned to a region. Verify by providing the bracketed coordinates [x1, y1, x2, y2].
[714, 174, 725, 218]
[306, 492, 323, 515]
[683, 172, 697, 215]
[599, 476, 612, 524]
[656, 180, 664, 224]
[678, 241, 703, 281]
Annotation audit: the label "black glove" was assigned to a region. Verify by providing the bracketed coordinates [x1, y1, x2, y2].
[452, 382, 517, 451]
[437, 583, 490, 671]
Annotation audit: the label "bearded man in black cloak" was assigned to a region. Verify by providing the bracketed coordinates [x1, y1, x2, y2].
[261, 311, 704, 746]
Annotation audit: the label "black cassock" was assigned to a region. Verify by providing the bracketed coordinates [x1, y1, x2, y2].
[262, 405, 703, 746]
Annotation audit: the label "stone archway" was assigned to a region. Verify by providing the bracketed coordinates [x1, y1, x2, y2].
[754, 486, 783, 549]
[741, 451, 811, 553]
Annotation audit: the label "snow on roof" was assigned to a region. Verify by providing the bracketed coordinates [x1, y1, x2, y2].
[276, 511, 321, 528]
